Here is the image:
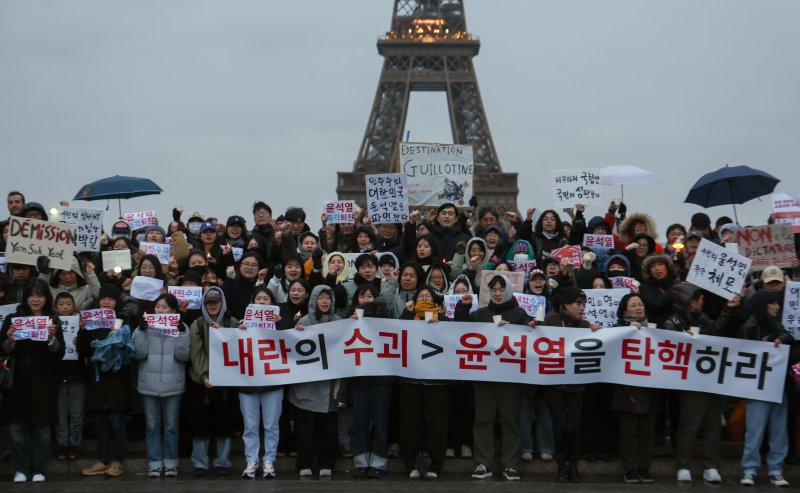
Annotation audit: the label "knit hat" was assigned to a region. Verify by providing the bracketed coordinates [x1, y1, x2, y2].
[98, 283, 123, 307]
[559, 286, 586, 305]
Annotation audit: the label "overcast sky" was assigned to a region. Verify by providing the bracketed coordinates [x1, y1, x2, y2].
[2, 0, 798, 238]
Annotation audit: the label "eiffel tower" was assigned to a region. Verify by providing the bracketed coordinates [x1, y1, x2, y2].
[337, 0, 519, 210]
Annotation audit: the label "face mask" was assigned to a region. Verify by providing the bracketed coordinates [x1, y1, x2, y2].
[188, 222, 201, 235]
[514, 253, 528, 261]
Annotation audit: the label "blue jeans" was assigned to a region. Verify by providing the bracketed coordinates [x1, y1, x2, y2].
[239, 389, 283, 463]
[57, 381, 85, 447]
[9, 422, 51, 476]
[742, 397, 788, 476]
[520, 393, 554, 455]
[94, 410, 127, 463]
[191, 437, 232, 469]
[350, 383, 392, 469]
[141, 394, 181, 469]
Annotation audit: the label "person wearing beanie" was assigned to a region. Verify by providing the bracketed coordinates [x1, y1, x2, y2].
[689, 212, 712, 239]
[110, 220, 132, 240]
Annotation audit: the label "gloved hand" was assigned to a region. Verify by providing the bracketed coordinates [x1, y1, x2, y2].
[469, 196, 478, 208]
[172, 207, 183, 222]
[36, 255, 51, 275]
[312, 247, 324, 270]
[618, 202, 627, 216]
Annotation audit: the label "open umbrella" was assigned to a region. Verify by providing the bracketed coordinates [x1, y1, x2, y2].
[73, 175, 163, 218]
[684, 164, 780, 224]
[599, 165, 659, 202]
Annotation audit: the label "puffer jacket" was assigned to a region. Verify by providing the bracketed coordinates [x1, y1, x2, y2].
[133, 318, 191, 396]
[287, 285, 343, 413]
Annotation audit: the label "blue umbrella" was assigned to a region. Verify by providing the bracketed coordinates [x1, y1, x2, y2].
[73, 175, 163, 217]
[685, 164, 780, 224]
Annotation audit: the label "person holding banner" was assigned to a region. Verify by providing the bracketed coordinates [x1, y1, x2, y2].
[186, 286, 239, 476]
[455, 274, 536, 482]
[738, 292, 794, 487]
[288, 285, 342, 478]
[0, 279, 64, 483]
[398, 285, 451, 480]
[663, 282, 740, 484]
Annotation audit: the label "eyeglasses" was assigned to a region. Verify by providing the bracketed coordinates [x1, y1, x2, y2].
[241, 262, 259, 269]
[254, 211, 270, 218]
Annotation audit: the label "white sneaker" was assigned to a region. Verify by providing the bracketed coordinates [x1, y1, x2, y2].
[770, 475, 789, 487]
[461, 445, 473, 458]
[299, 468, 312, 477]
[319, 468, 332, 477]
[241, 461, 257, 479]
[13, 472, 27, 483]
[425, 471, 438, 479]
[740, 474, 755, 486]
[409, 469, 421, 479]
[703, 468, 722, 484]
[521, 452, 533, 462]
[445, 448, 455, 458]
[32, 474, 45, 483]
[540, 452, 554, 461]
[262, 461, 275, 479]
[677, 468, 692, 482]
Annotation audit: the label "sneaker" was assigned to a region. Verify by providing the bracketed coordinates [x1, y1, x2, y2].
[409, 469, 421, 479]
[638, 469, 655, 483]
[677, 468, 692, 482]
[769, 475, 789, 487]
[740, 474, 755, 486]
[503, 467, 521, 481]
[299, 468, 313, 477]
[461, 445, 473, 458]
[425, 471, 438, 479]
[164, 467, 178, 477]
[471, 464, 492, 479]
[262, 461, 275, 479]
[147, 468, 162, 478]
[13, 472, 27, 483]
[32, 474, 45, 483]
[540, 452, 554, 461]
[521, 452, 533, 462]
[319, 468, 332, 477]
[81, 462, 108, 476]
[703, 468, 722, 484]
[241, 462, 257, 479]
[624, 469, 640, 483]
[105, 461, 124, 477]
[445, 448, 455, 458]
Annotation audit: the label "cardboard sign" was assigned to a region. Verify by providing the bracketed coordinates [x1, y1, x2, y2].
[736, 224, 796, 270]
[140, 241, 171, 264]
[5, 217, 76, 271]
[783, 281, 800, 337]
[125, 210, 158, 231]
[551, 168, 602, 207]
[168, 286, 202, 310]
[60, 316, 80, 361]
[584, 288, 630, 328]
[243, 304, 280, 330]
[10, 316, 50, 341]
[324, 200, 356, 224]
[60, 207, 103, 252]
[143, 313, 180, 337]
[478, 271, 525, 308]
[551, 245, 582, 268]
[130, 276, 163, 301]
[400, 142, 473, 207]
[102, 250, 132, 271]
[687, 239, 751, 300]
[772, 193, 800, 233]
[512, 293, 547, 319]
[443, 294, 479, 319]
[80, 308, 116, 330]
[0, 303, 20, 328]
[366, 173, 409, 224]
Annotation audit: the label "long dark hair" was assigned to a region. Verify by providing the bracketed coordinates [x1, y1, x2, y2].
[19, 279, 55, 316]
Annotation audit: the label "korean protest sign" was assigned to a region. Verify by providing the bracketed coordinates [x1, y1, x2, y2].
[687, 239, 751, 300]
[366, 173, 409, 224]
[551, 169, 602, 208]
[324, 200, 356, 224]
[60, 207, 103, 252]
[584, 288, 630, 328]
[125, 210, 158, 230]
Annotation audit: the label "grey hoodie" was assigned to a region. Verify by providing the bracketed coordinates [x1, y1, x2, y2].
[189, 286, 238, 383]
[287, 285, 343, 413]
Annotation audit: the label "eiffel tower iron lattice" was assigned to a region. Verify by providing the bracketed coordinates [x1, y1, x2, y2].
[337, 0, 519, 210]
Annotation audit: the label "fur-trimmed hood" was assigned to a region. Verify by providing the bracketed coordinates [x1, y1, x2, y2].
[619, 212, 658, 243]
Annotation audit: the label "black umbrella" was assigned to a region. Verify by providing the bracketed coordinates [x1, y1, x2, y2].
[73, 175, 163, 218]
[684, 164, 780, 224]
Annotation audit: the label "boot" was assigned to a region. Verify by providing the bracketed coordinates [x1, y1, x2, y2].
[569, 462, 582, 483]
[557, 460, 569, 482]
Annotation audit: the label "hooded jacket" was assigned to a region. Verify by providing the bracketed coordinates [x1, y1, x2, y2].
[188, 286, 239, 384]
[638, 253, 678, 326]
[618, 212, 658, 245]
[425, 263, 451, 297]
[454, 274, 531, 325]
[287, 285, 343, 413]
[44, 255, 101, 310]
[132, 313, 191, 397]
[662, 282, 737, 336]
[449, 236, 488, 287]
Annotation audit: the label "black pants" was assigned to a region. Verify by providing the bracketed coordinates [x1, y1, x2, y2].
[399, 383, 449, 474]
[618, 411, 656, 471]
[543, 388, 583, 462]
[294, 407, 338, 471]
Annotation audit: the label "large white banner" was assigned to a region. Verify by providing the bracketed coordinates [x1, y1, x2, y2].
[686, 239, 751, 300]
[400, 142, 473, 207]
[209, 318, 789, 403]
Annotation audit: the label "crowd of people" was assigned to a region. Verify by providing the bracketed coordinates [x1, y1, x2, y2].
[1, 189, 798, 487]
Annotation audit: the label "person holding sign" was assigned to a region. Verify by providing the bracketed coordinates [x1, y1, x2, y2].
[132, 294, 190, 478]
[518, 209, 568, 266]
[663, 282, 741, 484]
[39, 255, 100, 311]
[53, 292, 86, 461]
[454, 274, 537, 482]
[186, 287, 239, 476]
[0, 279, 64, 483]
